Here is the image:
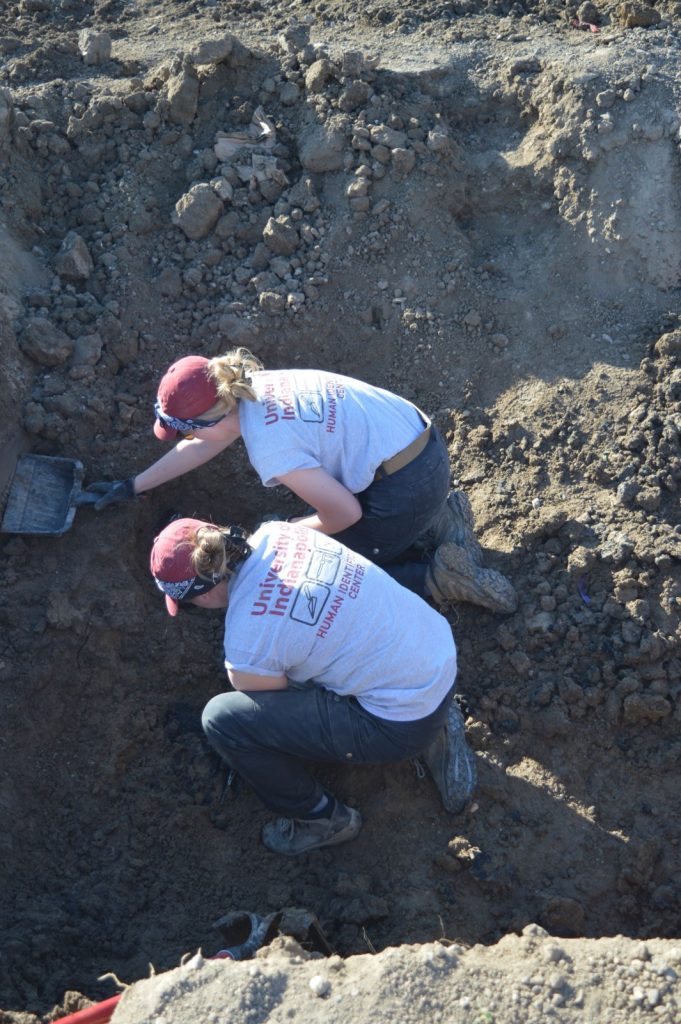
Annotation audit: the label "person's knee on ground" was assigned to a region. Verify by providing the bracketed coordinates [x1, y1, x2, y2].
[202, 693, 361, 856]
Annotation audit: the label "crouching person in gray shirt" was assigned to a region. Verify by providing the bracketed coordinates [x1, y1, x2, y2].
[150, 517, 477, 856]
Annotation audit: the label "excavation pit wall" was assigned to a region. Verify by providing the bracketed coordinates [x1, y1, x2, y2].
[0, 18, 680, 1018]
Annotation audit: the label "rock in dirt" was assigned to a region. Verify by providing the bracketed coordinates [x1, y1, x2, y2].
[339, 80, 370, 112]
[77, 30, 112, 66]
[54, 231, 93, 282]
[172, 184, 223, 239]
[299, 123, 346, 172]
[622, 693, 672, 723]
[259, 290, 286, 314]
[263, 215, 299, 255]
[617, 2, 661, 27]
[577, 1, 600, 23]
[655, 329, 681, 358]
[189, 36, 235, 65]
[167, 64, 199, 125]
[305, 58, 337, 94]
[287, 176, 320, 213]
[19, 317, 74, 366]
[72, 332, 102, 367]
[0, 87, 13, 144]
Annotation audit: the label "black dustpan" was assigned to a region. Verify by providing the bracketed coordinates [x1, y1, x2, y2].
[1, 454, 99, 536]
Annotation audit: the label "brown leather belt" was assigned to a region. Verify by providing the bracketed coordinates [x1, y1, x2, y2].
[374, 417, 433, 482]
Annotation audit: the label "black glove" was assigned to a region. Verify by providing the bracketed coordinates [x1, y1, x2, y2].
[86, 477, 137, 512]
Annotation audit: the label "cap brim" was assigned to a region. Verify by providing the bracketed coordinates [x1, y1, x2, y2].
[165, 594, 180, 617]
[154, 420, 178, 441]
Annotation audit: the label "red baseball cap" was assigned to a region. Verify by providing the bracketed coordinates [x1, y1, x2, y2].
[153, 356, 218, 440]
[150, 517, 219, 616]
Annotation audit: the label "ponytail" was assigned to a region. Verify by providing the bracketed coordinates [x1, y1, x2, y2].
[190, 524, 252, 581]
[206, 347, 264, 415]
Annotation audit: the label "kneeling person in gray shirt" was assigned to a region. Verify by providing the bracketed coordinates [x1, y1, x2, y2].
[150, 518, 477, 856]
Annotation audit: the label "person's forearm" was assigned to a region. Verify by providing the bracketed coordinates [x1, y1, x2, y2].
[291, 508, 361, 535]
[133, 437, 229, 492]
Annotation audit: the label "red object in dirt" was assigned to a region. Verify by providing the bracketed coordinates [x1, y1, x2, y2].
[570, 17, 600, 32]
[51, 995, 122, 1024]
[50, 953, 235, 1023]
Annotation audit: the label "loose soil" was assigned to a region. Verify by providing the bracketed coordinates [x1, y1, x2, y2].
[0, 0, 680, 1020]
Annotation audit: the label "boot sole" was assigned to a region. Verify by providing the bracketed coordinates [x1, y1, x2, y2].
[424, 705, 477, 814]
[435, 542, 518, 614]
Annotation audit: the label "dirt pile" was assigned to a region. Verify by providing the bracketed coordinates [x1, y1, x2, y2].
[110, 929, 681, 1024]
[0, 1, 680, 1020]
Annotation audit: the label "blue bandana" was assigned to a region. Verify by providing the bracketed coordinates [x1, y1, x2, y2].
[154, 400, 226, 434]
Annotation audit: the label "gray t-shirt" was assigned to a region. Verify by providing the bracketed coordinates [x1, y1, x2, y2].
[239, 369, 426, 494]
[223, 523, 456, 722]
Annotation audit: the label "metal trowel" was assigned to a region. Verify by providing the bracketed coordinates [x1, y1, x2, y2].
[1, 454, 99, 535]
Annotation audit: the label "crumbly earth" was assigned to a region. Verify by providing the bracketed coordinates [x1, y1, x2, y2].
[0, 0, 680, 1021]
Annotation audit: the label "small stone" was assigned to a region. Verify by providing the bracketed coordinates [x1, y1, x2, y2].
[167, 67, 200, 125]
[158, 267, 183, 297]
[279, 81, 300, 106]
[72, 332, 102, 367]
[392, 147, 416, 175]
[189, 36, 235, 64]
[55, 232, 93, 282]
[299, 124, 346, 172]
[172, 184, 223, 240]
[596, 90, 616, 109]
[577, 1, 600, 22]
[339, 81, 369, 112]
[616, 480, 639, 506]
[263, 216, 299, 256]
[78, 30, 111, 65]
[211, 177, 234, 202]
[308, 975, 331, 998]
[347, 179, 369, 198]
[258, 291, 286, 314]
[304, 59, 335, 94]
[370, 124, 407, 148]
[617, 2, 661, 27]
[19, 318, 74, 366]
[0, 88, 13, 142]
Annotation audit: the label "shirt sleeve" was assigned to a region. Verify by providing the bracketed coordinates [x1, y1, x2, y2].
[249, 446, 321, 488]
[224, 646, 287, 676]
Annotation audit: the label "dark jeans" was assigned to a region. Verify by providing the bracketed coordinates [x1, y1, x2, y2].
[332, 425, 451, 597]
[202, 683, 455, 817]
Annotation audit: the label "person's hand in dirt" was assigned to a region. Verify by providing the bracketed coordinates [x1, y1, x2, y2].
[86, 477, 138, 511]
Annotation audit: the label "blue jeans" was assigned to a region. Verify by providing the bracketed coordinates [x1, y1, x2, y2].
[332, 425, 451, 597]
[202, 683, 455, 817]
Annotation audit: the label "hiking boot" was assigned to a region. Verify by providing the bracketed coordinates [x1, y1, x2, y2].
[426, 540, 518, 614]
[262, 800, 362, 856]
[423, 701, 477, 814]
[422, 491, 484, 563]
